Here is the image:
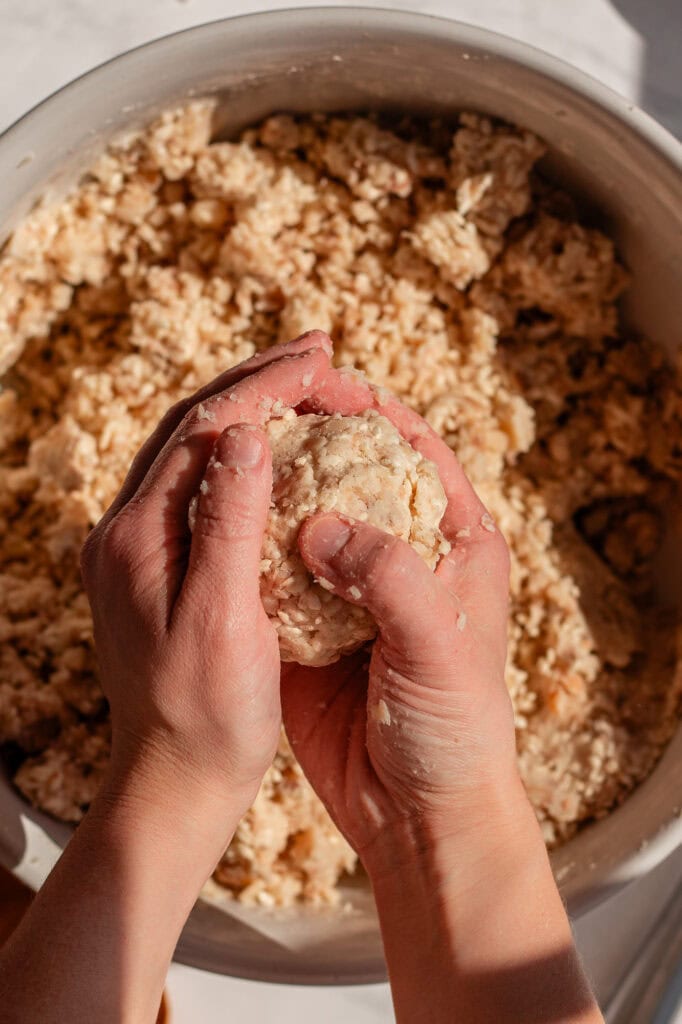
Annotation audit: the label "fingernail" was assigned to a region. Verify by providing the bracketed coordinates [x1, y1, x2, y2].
[224, 427, 263, 469]
[293, 329, 333, 356]
[307, 517, 352, 562]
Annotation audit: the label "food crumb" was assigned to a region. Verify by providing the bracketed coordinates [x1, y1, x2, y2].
[371, 699, 392, 726]
[480, 513, 496, 533]
[262, 412, 447, 664]
[196, 402, 216, 423]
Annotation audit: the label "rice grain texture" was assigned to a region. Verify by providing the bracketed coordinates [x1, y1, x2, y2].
[1, 102, 681, 905]
[261, 409, 449, 666]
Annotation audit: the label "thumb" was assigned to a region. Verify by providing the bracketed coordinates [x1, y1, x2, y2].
[299, 514, 459, 671]
[178, 424, 272, 628]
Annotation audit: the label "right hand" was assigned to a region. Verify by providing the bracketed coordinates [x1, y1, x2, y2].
[281, 372, 523, 867]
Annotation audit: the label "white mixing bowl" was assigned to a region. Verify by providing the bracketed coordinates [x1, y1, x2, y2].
[0, 7, 680, 984]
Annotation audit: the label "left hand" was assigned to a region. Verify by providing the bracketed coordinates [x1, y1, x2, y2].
[0, 334, 336, 1024]
[80, 332, 332, 817]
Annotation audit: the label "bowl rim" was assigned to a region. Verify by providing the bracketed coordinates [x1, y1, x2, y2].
[1, 5, 681, 169]
[0, 2, 681, 982]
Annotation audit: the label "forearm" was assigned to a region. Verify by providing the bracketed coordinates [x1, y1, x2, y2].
[364, 779, 603, 1024]
[0, 770, 240, 1024]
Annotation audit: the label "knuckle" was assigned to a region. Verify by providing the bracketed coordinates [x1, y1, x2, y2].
[193, 506, 233, 542]
[182, 398, 220, 434]
[363, 535, 410, 587]
[99, 512, 163, 610]
[196, 496, 258, 543]
[225, 510, 258, 543]
[101, 510, 142, 575]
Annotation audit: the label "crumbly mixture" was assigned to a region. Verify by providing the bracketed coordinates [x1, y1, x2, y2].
[213, 730, 357, 906]
[187, 407, 448, 666]
[1, 102, 681, 905]
[267, 410, 448, 664]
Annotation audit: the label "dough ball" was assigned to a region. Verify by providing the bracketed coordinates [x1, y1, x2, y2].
[261, 409, 450, 666]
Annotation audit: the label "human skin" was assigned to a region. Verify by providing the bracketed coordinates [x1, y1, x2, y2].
[0, 332, 333, 1024]
[0, 332, 602, 1024]
[283, 368, 603, 1023]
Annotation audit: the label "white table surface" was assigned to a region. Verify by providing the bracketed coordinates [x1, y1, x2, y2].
[1, 1, 680, 1020]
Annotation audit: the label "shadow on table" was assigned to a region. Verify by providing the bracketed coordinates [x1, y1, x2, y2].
[609, 0, 681, 138]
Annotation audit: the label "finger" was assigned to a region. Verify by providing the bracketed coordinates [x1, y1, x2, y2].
[435, 526, 511, 637]
[131, 347, 330, 534]
[299, 514, 460, 671]
[305, 368, 487, 540]
[173, 424, 272, 630]
[99, 330, 332, 529]
[85, 347, 332, 611]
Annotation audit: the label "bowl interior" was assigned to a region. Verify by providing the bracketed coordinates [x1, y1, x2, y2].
[1, 8, 681, 983]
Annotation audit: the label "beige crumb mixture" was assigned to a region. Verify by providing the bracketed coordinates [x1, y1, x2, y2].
[261, 408, 449, 666]
[1, 102, 681, 904]
[188, 407, 449, 667]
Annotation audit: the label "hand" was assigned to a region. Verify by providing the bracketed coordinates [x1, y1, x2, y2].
[80, 331, 333, 818]
[8, 335, 600, 1024]
[282, 369, 520, 864]
[0, 334, 343, 1024]
[284, 370, 602, 1024]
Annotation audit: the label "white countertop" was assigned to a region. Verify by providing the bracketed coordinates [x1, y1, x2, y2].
[1, 1, 680, 1020]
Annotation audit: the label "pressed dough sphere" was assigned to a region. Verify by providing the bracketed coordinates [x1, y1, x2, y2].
[261, 409, 450, 666]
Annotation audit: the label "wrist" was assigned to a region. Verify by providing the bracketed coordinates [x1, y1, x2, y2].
[364, 776, 599, 1024]
[90, 754, 251, 878]
[362, 771, 542, 893]
[106, 726, 263, 825]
